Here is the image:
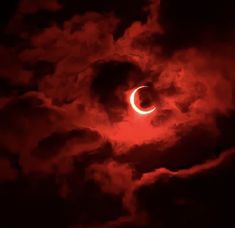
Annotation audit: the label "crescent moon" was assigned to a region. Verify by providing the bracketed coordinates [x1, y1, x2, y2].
[130, 86, 156, 115]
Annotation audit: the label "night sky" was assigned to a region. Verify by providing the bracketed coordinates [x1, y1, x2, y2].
[0, 0, 235, 227]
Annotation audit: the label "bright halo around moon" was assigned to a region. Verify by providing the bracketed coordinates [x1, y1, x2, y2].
[130, 86, 156, 115]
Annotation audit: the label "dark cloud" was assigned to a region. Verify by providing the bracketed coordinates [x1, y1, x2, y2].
[87, 160, 133, 195]
[0, 177, 69, 228]
[125, 148, 235, 227]
[117, 123, 218, 175]
[58, 0, 150, 39]
[158, 0, 235, 54]
[0, 158, 17, 181]
[33, 128, 101, 159]
[91, 60, 145, 121]
[0, 0, 18, 31]
[0, 93, 66, 154]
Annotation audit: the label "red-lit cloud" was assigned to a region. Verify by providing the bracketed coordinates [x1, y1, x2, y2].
[0, 0, 235, 227]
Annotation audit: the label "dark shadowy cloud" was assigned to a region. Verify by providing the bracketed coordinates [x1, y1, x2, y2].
[118, 148, 235, 228]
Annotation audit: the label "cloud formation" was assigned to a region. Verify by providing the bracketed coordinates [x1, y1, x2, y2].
[0, 0, 235, 227]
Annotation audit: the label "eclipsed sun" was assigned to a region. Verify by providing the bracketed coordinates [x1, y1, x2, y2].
[130, 86, 156, 115]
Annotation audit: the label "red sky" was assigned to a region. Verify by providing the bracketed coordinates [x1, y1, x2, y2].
[0, 0, 235, 227]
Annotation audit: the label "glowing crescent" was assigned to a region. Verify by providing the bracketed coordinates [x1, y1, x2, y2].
[130, 86, 156, 115]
